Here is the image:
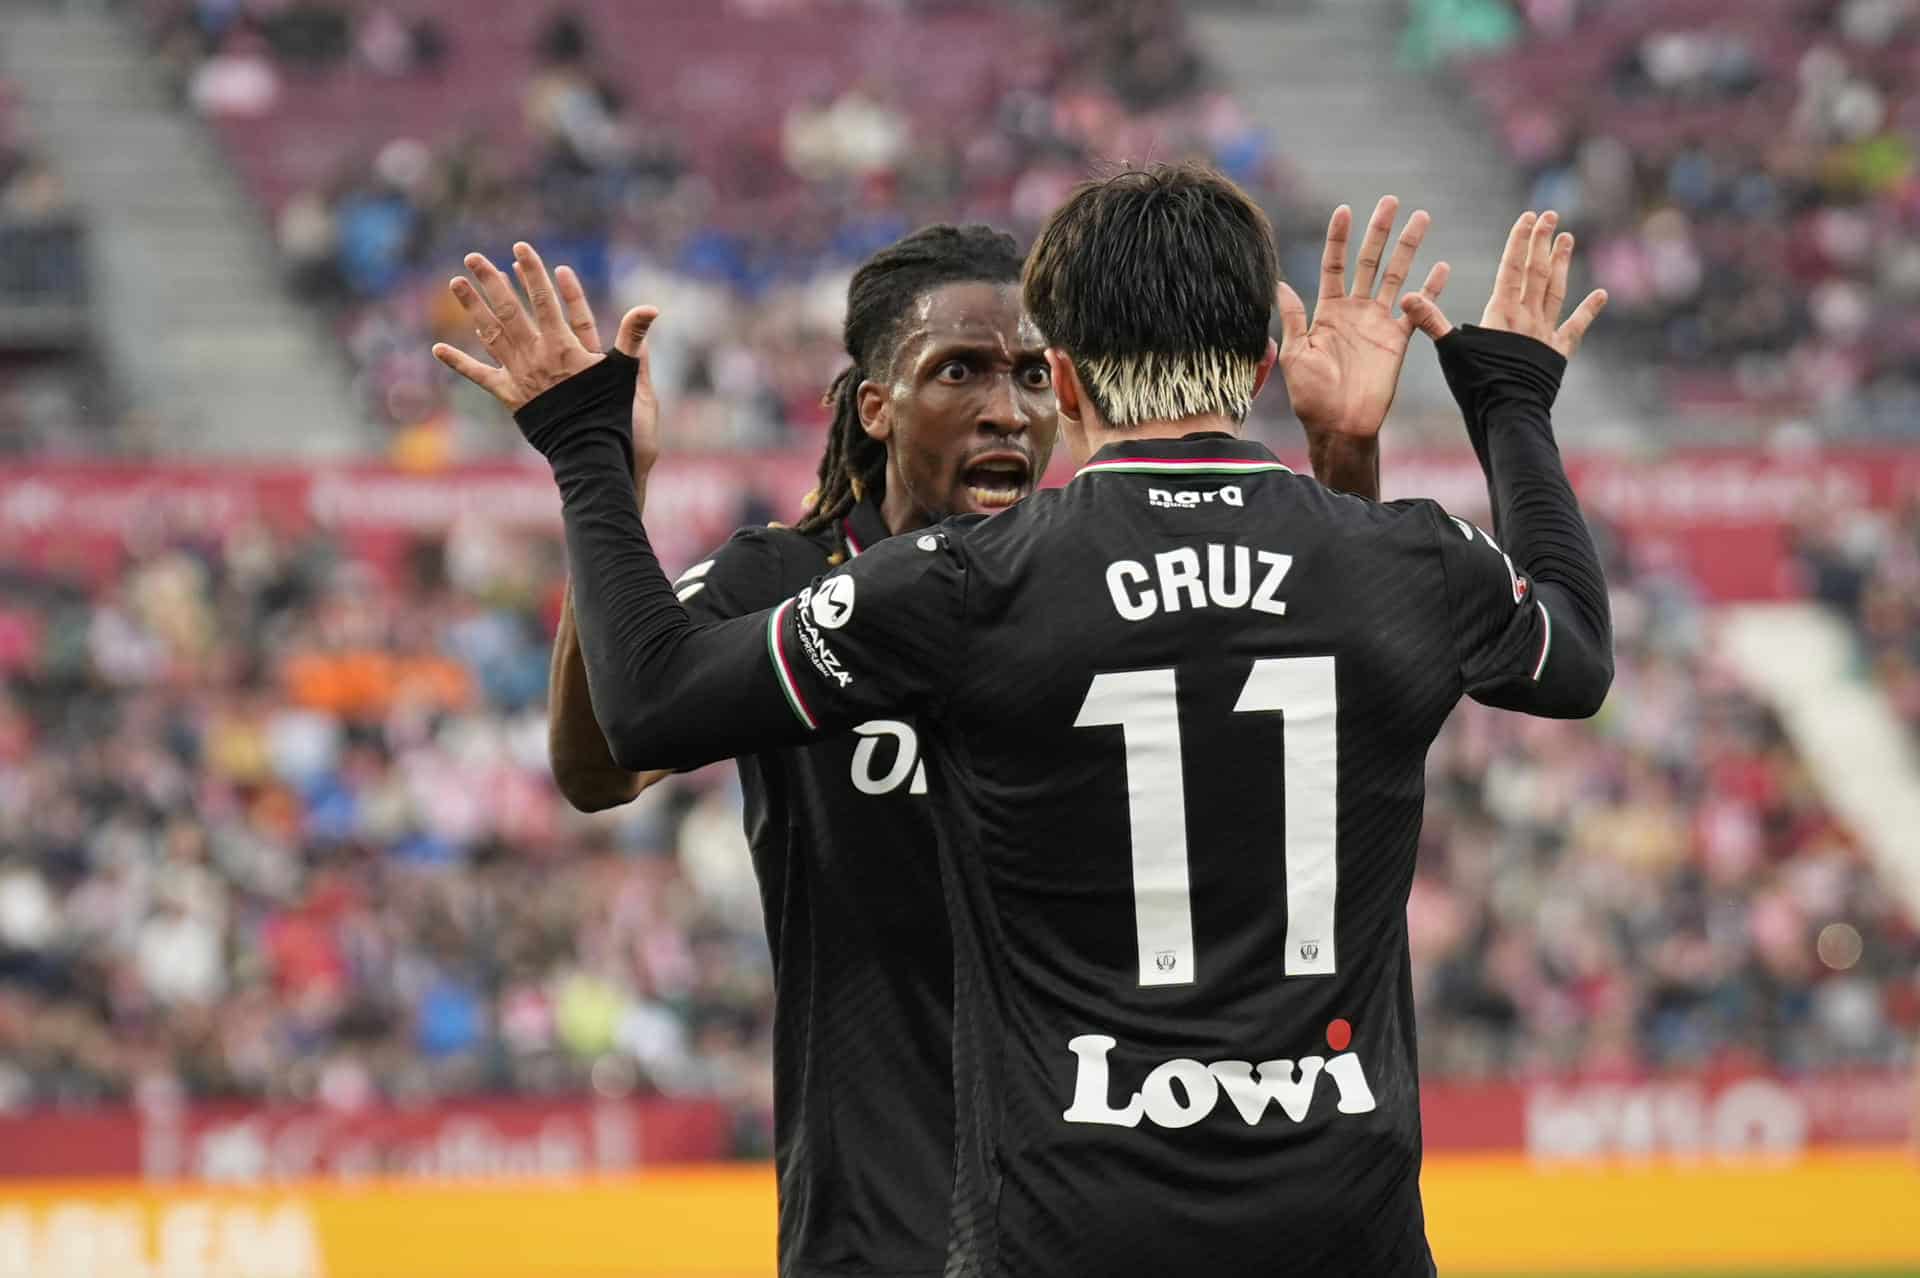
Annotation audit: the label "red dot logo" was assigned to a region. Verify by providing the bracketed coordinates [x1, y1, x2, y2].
[1326, 1019, 1352, 1052]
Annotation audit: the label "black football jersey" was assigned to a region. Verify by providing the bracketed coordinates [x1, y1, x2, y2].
[524, 327, 1612, 1278]
[673, 497, 952, 1278]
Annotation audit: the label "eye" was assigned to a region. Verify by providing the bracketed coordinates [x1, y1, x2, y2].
[1020, 362, 1052, 390]
[937, 360, 971, 384]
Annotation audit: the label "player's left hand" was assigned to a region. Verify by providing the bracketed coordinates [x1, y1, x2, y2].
[432, 243, 659, 455]
[1277, 196, 1450, 441]
[1400, 210, 1607, 359]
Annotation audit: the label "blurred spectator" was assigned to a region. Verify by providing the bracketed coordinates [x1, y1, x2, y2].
[1427, 0, 1920, 434]
[139, 0, 1320, 456]
[1796, 498, 1920, 735]
[0, 513, 1911, 1127]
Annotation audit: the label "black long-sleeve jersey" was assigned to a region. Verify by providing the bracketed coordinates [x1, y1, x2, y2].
[671, 494, 951, 1278]
[524, 327, 1612, 1278]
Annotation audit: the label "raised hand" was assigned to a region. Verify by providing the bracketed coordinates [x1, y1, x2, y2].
[1276, 195, 1451, 440]
[432, 242, 660, 462]
[549, 263, 661, 476]
[1400, 210, 1606, 357]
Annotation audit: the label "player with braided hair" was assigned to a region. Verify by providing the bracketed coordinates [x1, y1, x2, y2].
[439, 196, 1439, 1275]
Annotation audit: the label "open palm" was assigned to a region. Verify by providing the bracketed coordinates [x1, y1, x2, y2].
[1278, 198, 1450, 441]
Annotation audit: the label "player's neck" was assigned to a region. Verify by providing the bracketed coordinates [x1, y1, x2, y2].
[1079, 413, 1242, 459]
[880, 482, 929, 537]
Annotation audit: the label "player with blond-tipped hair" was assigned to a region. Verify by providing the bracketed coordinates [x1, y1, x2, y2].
[455, 163, 1611, 1276]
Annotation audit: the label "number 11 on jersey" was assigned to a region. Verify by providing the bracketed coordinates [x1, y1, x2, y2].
[1074, 657, 1339, 988]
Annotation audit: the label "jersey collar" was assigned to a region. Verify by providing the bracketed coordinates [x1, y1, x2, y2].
[841, 493, 891, 558]
[1074, 433, 1293, 481]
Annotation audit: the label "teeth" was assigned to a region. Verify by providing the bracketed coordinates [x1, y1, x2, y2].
[968, 486, 1020, 508]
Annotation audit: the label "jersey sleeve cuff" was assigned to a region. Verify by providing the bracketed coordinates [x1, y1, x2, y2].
[513, 351, 640, 462]
[1434, 326, 1567, 421]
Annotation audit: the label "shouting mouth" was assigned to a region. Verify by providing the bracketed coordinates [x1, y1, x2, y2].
[961, 453, 1032, 511]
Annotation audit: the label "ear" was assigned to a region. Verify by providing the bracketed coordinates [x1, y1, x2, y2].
[857, 380, 890, 442]
[1250, 337, 1280, 401]
[1046, 349, 1083, 423]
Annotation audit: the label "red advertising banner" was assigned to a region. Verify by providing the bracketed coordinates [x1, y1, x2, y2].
[1420, 1070, 1914, 1160]
[0, 1074, 1902, 1182]
[0, 1097, 731, 1182]
[2, 448, 1915, 600]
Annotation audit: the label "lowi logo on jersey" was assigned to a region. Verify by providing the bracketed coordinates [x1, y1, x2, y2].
[1062, 1021, 1375, 1129]
[1148, 485, 1244, 510]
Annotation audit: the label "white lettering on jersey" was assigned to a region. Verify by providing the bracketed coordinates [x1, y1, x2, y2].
[1106, 560, 1156, 623]
[793, 586, 853, 687]
[1062, 1034, 1377, 1129]
[1148, 485, 1245, 510]
[1452, 517, 1526, 604]
[1156, 547, 1207, 613]
[850, 720, 928, 796]
[1105, 546, 1292, 622]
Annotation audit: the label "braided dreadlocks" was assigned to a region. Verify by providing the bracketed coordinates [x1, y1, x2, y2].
[795, 224, 1025, 562]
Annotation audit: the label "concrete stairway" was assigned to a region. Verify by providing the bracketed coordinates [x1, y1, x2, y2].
[1193, 0, 1645, 445]
[1721, 604, 1920, 923]
[1, 4, 372, 457]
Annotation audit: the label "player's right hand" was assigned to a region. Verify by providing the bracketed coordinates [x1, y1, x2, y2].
[432, 243, 660, 460]
[1400, 210, 1606, 359]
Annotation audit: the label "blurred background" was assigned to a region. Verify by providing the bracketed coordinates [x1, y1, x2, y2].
[0, 0, 1915, 1274]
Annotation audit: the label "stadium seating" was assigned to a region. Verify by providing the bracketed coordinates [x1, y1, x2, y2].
[1433, 0, 1920, 435]
[1, 512, 1911, 1130]
[1797, 497, 1920, 740]
[0, 0, 1904, 1140]
[134, 0, 1306, 459]
[0, 58, 92, 454]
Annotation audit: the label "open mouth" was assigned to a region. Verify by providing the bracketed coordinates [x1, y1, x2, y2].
[961, 454, 1032, 510]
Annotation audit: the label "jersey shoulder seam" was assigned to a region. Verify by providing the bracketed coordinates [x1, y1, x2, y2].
[1419, 501, 1470, 696]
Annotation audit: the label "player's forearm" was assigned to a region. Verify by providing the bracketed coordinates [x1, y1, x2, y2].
[518, 355, 805, 771]
[548, 583, 668, 810]
[1439, 327, 1613, 712]
[1305, 432, 1380, 501]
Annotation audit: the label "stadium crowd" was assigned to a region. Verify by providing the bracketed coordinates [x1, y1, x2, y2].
[1798, 496, 1920, 739]
[0, 511, 1911, 1136]
[1431, 0, 1920, 434]
[0, 59, 90, 458]
[132, 0, 1313, 462]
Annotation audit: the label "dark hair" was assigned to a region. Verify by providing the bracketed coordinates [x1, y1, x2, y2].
[797, 223, 1025, 560]
[1022, 163, 1278, 428]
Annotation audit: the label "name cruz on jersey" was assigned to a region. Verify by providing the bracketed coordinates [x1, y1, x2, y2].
[1063, 1027, 1377, 1130]
[1105, 544, 1293, 623]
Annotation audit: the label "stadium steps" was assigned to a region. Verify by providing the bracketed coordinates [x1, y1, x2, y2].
[1720, 603, 1920, 922]
[0, 6, 374, 457]
[1191, 0, 1646, 446]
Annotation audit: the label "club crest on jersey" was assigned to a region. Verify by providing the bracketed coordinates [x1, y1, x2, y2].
[793, 586, 852, 688]
[810, 575, 856, 630]
[1154, 951, 1177, 974]
[1062, 1026, 1377, 1130]
[1148, 485, 1244, 510]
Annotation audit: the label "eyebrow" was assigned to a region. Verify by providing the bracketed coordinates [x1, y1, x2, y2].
[918, 335, 1048, 366]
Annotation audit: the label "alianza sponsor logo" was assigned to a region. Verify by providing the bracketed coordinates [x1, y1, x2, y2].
[793, 586, 852, 688]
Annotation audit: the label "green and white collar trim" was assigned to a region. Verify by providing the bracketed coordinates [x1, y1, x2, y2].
[1075, 456, 1294, 480]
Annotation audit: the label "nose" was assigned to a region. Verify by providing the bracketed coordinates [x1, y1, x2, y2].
[979, 371, 1026, 437]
